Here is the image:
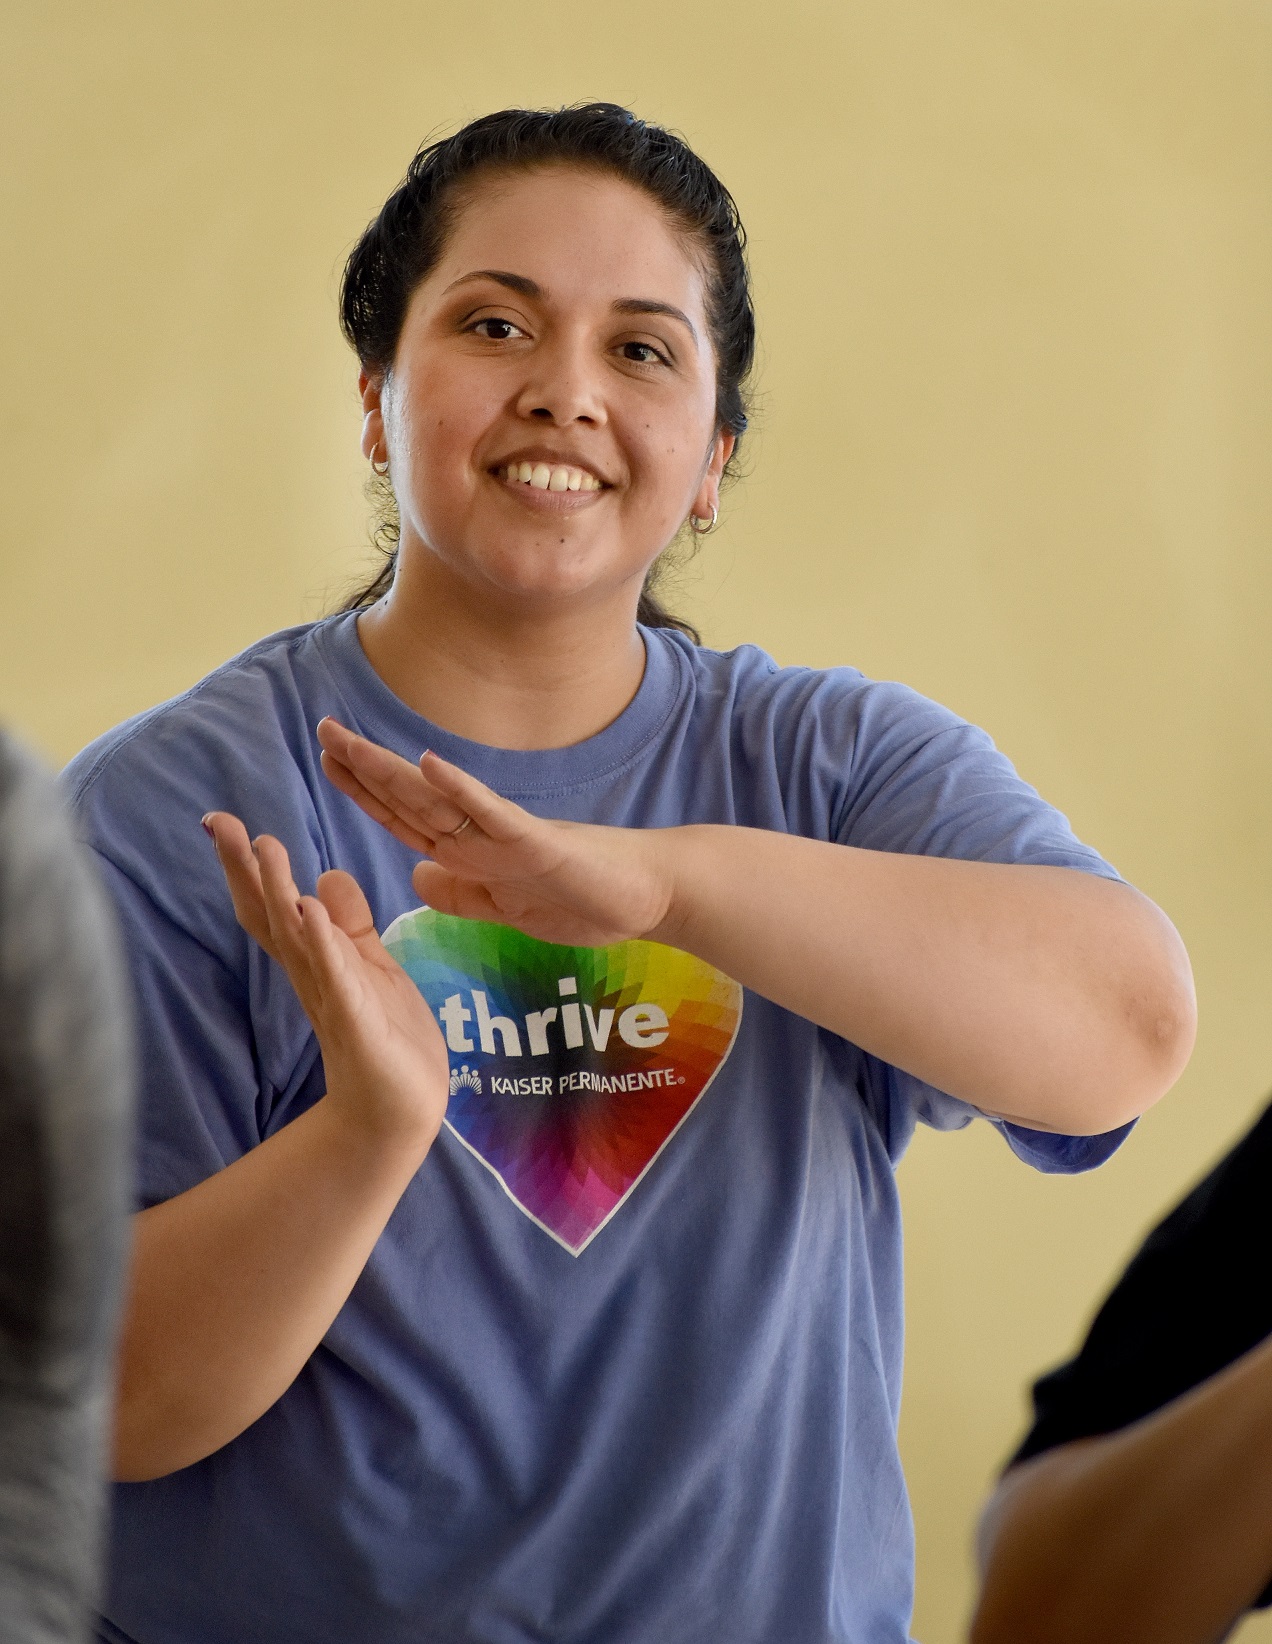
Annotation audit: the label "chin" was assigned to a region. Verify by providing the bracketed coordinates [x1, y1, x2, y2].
[467, 547, 640, 609]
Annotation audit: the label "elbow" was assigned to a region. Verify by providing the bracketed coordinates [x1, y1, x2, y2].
[111, 1361, 211, 1483]
[1123, 910, 1197, 1115]
[1082, 889, 1196, 1130]
[112, 1385, 178, 1483]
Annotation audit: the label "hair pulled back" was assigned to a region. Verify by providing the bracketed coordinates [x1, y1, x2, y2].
[337, 102, 755, 637]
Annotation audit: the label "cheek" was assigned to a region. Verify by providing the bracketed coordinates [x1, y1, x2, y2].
[627, 411, 712, 509]
[395, 362, 500, 469]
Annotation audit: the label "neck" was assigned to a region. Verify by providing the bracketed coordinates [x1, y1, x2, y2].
[355, 553, 651, 752]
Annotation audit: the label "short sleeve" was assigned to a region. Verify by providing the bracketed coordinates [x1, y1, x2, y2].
[829, 683, 1120, 881]
[881, 1064, 1132, 1173]
[90, 853, 272, 1206]
[1010, 1098, 1272, 1609]
[819, 677, 1130, 1173]
[65, 689, 328, 1212]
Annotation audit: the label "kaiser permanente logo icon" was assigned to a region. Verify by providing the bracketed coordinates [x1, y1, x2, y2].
[383, 908, 743, 1254]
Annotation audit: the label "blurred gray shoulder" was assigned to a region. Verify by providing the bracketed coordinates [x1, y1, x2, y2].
[0, 729, 133, 1639]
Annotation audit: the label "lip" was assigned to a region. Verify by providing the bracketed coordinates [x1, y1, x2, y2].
[490, 469, 607, 513]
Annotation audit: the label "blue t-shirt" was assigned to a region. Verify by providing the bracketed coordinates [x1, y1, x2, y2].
[68, 615, 1128, 1644]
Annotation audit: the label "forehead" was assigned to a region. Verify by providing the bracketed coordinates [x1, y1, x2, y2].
[425, 165, 709, 317]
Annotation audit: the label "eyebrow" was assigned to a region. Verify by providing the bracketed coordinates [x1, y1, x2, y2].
[612, 297, 698, 343]
[444, 270, 699, 343]
[445, 269, 541, 298]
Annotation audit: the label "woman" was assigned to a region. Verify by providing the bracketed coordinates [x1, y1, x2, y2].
[69, 105, 1195, 1644]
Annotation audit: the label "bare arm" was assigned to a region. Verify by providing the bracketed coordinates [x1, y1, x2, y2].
[317, 721, 1195, 1135]
[971, 1333, 1272, 1644]
[653, 828, 1189, 1134]
[113, 819, 448, 1481]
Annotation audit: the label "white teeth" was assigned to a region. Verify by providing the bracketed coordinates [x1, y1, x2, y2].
[504, 461, 602, 492]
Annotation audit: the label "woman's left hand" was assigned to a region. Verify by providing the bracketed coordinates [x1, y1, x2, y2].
[316, 718, 674, 949]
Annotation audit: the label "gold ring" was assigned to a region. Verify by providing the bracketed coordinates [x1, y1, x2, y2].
[445, 814, 473, 838]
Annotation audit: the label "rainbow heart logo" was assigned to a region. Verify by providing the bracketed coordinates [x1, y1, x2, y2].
[383, 909, 743, 1254]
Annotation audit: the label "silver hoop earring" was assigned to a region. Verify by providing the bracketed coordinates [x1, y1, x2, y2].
[370, 450, 390, 477]
[689, 505, 718, 536]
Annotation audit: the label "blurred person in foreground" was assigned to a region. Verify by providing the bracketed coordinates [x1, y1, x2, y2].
[972, 1094, 1272, 1644]
[0, 730, 133, 1642]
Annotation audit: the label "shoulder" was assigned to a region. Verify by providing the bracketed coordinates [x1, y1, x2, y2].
[659, 628, 971, 755]
[62, 620, 345, 933]
[66, 621, 331, 808]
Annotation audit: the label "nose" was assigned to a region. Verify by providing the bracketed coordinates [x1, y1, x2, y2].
[514, 330, 606, 427]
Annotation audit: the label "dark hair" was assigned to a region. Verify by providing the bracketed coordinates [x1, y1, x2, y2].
[336, 102, 755, 639]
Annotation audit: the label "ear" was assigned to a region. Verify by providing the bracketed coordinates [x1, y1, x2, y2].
[359, 369, 386, 464]
[690, 429, 735, 522]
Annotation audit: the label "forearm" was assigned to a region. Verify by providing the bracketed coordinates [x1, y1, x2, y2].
[972, 1335, 1272, 1644]
[653, 827, 1194, 1132]
[114, 1095, 428, 1481]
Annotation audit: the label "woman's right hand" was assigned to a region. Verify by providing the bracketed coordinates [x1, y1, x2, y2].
[203, 813, 449, 1155]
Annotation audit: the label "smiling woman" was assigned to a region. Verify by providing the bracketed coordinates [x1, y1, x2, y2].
[335, 107, 752, 748]
[344, 158, 733, 749]
[63, 104, 1195, 1644]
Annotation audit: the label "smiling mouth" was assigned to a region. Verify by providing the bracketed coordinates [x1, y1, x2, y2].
[498, 461, 604, 494]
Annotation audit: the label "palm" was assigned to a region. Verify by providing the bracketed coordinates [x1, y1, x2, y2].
[205, 815, 449, 1145]
[311, 898, 451, 1130]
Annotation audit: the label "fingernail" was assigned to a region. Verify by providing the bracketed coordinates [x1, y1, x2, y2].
[201, 815, 215, 838]
[251, 839, 261, 858]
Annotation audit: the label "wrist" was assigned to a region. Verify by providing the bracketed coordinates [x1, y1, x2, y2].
[314, 1086, 437, 1190]
[644, 825, 709, 949]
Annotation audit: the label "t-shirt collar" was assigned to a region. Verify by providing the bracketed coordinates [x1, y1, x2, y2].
[312, 611, 686, 799]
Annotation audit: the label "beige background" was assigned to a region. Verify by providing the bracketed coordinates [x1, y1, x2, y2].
[3, 3, 1269, 1638]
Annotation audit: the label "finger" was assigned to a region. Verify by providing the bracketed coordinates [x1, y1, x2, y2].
[252, 834, 310, 966]
[412, 862, 509, 924]
[204, 812, 277, 955]
[315, 868, 379, 945]
[320, 719, 501, 843]
[291, 894, 358, 1015]
[320, 749, 438, 855]
[314, 870, 410, 988]
[417, 752, 531, 847]
[318, 719, 459, 831]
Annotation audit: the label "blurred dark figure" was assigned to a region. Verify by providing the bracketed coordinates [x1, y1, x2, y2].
[972, 1095, 1272, 1644]
[0, 732, 132, 1643]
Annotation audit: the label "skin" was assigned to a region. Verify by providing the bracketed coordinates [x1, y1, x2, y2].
[355, 164, 732, 751]
[971, 1335, 1272, 1644]
[112, 165, 1197, 1482]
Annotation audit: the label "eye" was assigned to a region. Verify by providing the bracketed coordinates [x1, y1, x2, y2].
[619, 340, 670, 366]
[471, 317, 526, 341]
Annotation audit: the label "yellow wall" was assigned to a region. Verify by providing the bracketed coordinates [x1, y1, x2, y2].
[3, 5, 1269, 1638]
